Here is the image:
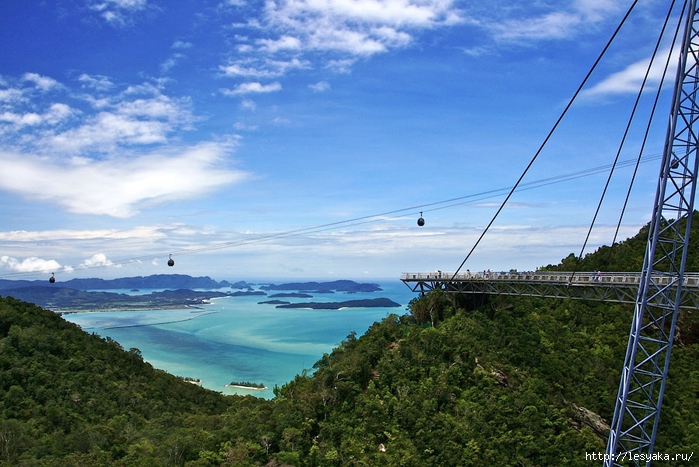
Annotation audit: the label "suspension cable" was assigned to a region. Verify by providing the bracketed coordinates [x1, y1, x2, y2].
[446, 0, 642, 284]
[571, 0, 682, 279]
[608, 0, 685, 257]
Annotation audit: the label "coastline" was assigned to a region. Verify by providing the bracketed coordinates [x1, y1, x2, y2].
[58, 304, 209, 314]
[225, 384, 268, 391]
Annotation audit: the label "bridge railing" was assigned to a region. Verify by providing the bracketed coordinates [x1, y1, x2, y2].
[400, 271, 699, 287]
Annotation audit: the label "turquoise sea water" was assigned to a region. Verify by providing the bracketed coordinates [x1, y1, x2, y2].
[63, 280, 417, 399]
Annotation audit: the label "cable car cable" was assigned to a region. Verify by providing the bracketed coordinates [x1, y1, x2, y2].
[0, 152, 659, 280]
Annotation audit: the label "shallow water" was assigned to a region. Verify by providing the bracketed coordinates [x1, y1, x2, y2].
[63, 280, 417, 398]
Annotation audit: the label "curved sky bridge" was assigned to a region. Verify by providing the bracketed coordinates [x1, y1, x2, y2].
[401, 271, 699, 311]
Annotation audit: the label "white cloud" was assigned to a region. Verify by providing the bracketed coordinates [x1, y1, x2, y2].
[491, 12, 582, 41]
[240, 99, 257, 110]
[78, 74, 115, 91]
[1, 77, 197, 155]
[257, 35, 303, 52]
[268, 0, 460, 28]
[0, 111, 42, 127]
[160, 54, 186, 73]
[234, 121, 259, 130]
[49, 90, 193, 154]
[309, 81, 331, 92]
[0, 103, 76, 130]
[487, 0, 622, 42]
[172, 40, 192, 49]
[81, 253, 114, 268]
[1, 255, 66, 273]
[0, 141, 249, 218]
[0, 88, 25, 103]
[574, 0, 620, 22]
[23, 73, 60, 91]
[0, 75, 254, 218]
[326, 58, 357, 73]
[0, 226, 166, 242]
[583, 47, 678, 98]
[220, 58, 309, 79]
[50, 112, 171, 150]
[220, 82, 283, 96]
[244, 0, 464, 60]
[87, 0, 149, 25]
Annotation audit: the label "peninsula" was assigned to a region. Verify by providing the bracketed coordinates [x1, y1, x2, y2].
[225, 381, 267, 390]
[0, 286, 230, 312]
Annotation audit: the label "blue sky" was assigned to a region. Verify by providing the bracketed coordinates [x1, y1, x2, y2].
[0, 0, 680, 281]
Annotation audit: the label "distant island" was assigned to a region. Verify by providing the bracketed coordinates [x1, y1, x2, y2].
[229, 291, 266, 297]
[276, 298, 400, 310]
[0, 286, 231, 312]
[258, 300, 291, 305]
[0, 274, 237, 291]
[0, 275, 397, 312]
[260, 280, 382, 293]
[269, 292, 313, 298]
[226, 381, 267, 390]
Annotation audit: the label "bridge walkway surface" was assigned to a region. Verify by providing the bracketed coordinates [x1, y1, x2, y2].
[401, 271, 699, 310]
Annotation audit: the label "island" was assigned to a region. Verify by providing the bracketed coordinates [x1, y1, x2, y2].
[229, 291, 266, 297]
[0, 274, 235, 291]
[276, 298, 400, 309]
[225, 381, 267, 390]
[260, 280, 382, 293]
[258, 300, 292, 305]
[0, 286, 231, 313]
[269, 292, 313, 298]
[0, 275, 398, 313]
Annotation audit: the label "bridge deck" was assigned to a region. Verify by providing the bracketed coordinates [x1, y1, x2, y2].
[401, 271, 699, 310]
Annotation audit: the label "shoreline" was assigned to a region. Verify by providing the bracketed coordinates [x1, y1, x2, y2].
[225, 384, 268, 391]
[57, 304, 209, 314]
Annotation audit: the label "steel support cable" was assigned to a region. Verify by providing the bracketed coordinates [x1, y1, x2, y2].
[570, 0, 681, 282]
[605, 0, 699, 463]
[446, 0, 642, 286]
[608, 0, 683, 261]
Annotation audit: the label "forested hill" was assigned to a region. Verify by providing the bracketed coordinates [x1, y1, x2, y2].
[0, 296, 234, 466]
[3, 294, 698, 466]
[541, 215, 699, 272]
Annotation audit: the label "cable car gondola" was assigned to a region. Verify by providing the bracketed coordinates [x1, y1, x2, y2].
[168, 254, 175, 267]
[49, 273, 55, 283]
[417, 212, 425, 227]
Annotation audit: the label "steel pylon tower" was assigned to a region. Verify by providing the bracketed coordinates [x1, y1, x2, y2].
[604, 1, 699, 465]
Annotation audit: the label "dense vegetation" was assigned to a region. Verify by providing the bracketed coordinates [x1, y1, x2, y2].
[541, 217, 699, 272]
[1, 223, 698, 466]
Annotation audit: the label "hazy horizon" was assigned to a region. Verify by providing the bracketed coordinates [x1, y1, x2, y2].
[1, 1, 670, 283]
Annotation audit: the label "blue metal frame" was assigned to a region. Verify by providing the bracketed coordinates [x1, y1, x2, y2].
[605, 1, 699, 464]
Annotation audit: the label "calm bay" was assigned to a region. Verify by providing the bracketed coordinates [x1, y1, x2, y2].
[63, 280, 417, 398]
